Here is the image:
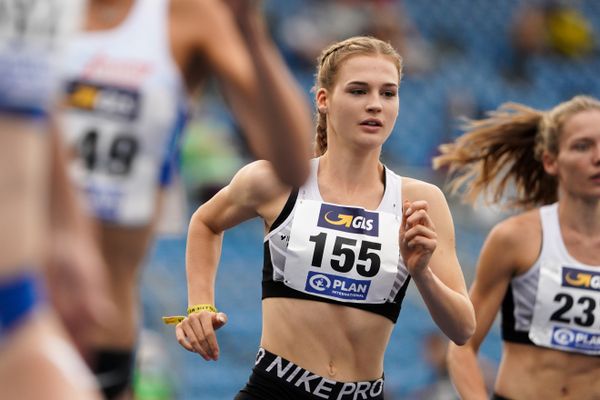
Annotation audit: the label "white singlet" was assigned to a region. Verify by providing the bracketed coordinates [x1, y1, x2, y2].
[60, 0, 188, 225]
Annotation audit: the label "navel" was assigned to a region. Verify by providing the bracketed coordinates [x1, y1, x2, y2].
[327, 360, 337, 378]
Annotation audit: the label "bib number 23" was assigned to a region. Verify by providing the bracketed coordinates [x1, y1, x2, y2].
[550, 293, 596, 328]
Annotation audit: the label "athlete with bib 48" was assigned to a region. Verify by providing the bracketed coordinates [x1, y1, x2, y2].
[174, 36, 475, 399]
[435, 96, 600, 399]
[58, 0, 312, 398]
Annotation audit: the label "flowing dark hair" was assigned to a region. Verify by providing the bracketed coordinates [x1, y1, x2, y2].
[433, 95, 600, 209]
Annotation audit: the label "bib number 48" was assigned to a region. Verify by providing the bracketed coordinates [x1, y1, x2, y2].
[309, 232, 381, 278]
[80, 129, 139, 175]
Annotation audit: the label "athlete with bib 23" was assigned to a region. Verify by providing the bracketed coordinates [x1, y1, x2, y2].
[435, 96, 600, 399]
[174, 36, 475, 399]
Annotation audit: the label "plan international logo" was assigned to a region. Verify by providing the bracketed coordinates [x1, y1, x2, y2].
[551, 326, 600, 353]
[305, 271, 371, 301]
[317, 204, 379, 237]
[562, 267, 600, 292]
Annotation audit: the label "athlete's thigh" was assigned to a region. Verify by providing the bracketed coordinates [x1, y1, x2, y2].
[0, 0, 85, 272]
[0, 313, 100, 400]
[0, 123, 47, 272]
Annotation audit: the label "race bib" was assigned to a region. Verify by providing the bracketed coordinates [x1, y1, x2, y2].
[529, 261, 600, 355]
[63, 79, 158, 224]
[0, 0, 84, 115]
[283, 199, 400, 304]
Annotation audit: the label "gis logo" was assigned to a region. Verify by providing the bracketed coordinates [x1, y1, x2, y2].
[317, 204, 379, 237]
[562, 267, 600, 292]
[65, 80, 140, 120]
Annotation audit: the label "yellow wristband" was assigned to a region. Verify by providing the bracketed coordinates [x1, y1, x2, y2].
[187, 304, 217, 315]
[162, 305, 217, 325]
[162, 315, 186, 325]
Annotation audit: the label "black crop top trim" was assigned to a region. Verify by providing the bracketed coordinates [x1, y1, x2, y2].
[501, 282, 534, 345]
[270, 188, 298, 233]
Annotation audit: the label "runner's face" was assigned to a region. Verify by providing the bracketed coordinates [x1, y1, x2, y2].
[320, 54, 399, 152]
[547, 109, 600, 201]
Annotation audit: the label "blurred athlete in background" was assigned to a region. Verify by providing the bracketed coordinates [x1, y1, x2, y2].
[435, 95, 600, 399]
[0, 1, 111, 398]
[59, 0, 312, 398]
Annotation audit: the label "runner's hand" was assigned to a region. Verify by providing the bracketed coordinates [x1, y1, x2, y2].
[176, 311, 228, 361]
[400, 200, 437, 277]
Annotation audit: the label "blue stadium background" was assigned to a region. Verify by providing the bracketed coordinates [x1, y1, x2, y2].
[136, 1, 600, 399]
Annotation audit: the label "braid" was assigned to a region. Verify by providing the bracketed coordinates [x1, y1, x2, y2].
[314, 111, 328, 156]
[318, 42, 347, 68]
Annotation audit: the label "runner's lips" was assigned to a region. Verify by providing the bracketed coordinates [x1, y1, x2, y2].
[359, 118, 383, 127]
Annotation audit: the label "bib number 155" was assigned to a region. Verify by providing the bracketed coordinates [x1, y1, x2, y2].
[309, 232, 381, 278]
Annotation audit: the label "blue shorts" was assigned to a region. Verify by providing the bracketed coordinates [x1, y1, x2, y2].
[236, 348, 385, 400]
[0, 272, 43, 335]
